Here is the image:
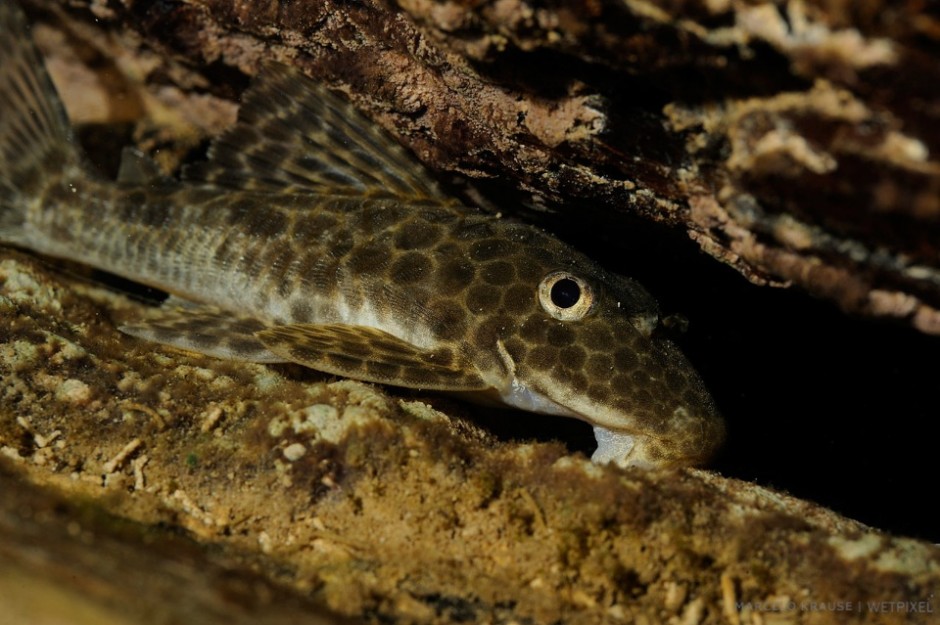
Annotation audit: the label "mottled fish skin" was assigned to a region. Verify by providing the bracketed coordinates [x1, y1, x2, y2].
[0, 1, 725, 468]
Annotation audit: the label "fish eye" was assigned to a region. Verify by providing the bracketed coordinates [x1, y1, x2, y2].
[551, 278, 581, 308]
[538, 272, 594, 321]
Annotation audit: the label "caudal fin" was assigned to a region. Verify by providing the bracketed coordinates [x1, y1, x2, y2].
[0, 1, 82, 241]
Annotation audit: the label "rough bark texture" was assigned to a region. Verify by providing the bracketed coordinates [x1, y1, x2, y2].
[21, 0, 940, 333]
[0, 461, 352, 625]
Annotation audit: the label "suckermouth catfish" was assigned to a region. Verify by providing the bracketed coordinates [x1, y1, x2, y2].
[0, 1, 724, 468]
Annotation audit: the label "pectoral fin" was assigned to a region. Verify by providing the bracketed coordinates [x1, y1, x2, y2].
[120, 305, 286, 363]
[257, 323, 487, 391]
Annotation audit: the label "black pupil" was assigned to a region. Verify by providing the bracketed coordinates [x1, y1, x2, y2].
[550, 278, 581, 309]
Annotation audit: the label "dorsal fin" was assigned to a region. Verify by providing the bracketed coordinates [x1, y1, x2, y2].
[0, 0, 84, 240]
[117, 147, 166, 184]
[184, 63, 450, 202]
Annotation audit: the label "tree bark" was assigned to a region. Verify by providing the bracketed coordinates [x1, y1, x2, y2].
[0, 462, 354, 625]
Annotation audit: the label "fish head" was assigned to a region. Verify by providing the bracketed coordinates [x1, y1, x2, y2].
[478, 230, 725, 469]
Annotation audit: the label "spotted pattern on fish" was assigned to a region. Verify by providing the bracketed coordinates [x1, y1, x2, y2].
[0, 1, 724, 468]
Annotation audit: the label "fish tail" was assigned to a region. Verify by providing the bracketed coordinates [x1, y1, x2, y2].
[0, 1, 84, 244]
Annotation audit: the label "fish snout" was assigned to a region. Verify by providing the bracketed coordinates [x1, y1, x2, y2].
[590, 333, 725, 468]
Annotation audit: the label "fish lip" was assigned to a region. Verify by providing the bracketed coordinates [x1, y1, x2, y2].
[546, 394, 724, 467]
[494, 339, 723, 467]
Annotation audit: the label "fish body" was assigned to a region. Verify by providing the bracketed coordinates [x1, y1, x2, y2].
[0, 2, 724, 468]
